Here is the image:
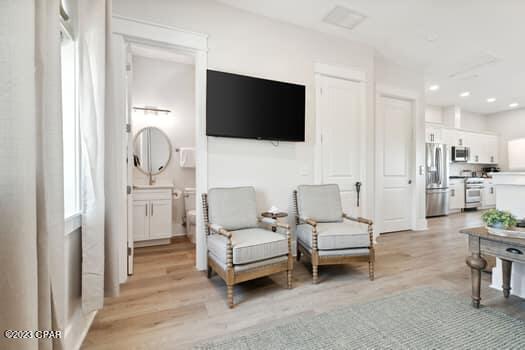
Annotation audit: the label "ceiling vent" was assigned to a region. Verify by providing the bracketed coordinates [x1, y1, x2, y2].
[449, 53, 500, 79]
[323, 5, 367, 30]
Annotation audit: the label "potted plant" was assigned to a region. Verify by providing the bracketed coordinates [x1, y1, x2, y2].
[481, 209, 517, 229]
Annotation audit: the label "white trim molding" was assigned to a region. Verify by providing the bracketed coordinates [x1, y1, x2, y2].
[314, 62, 367, 82]
[112, 15, 208, 51]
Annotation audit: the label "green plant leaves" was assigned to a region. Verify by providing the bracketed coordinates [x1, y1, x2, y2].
[481, 209, 517, 229]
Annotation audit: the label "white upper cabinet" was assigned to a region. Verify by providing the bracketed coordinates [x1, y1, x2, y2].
[441, 128, 458, 147]
[425, 125, 442, 143]
[425, 123, 499, 164]
[484, 134, 498, 164]
[466, 132, 498, 164]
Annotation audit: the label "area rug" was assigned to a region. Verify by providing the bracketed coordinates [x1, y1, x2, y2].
[195, 288, 525, 349]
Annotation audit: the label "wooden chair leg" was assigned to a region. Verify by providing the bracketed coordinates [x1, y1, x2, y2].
[287, 270, 292, 289]
[296, 246, 301, 261]
[369, 249, 375, 281]
[312, 264, 319, 284]
[227, 284, 234, 308]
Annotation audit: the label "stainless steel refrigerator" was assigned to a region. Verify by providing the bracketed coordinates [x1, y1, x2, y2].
[426, 143, 449, 217]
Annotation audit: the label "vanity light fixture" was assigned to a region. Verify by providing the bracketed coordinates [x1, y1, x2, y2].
[133, 106, 171, 116]
[459, 91, 471, 97]
[428, 84, 440, 91]
[486, 97, 496, 103]
[509, 102, 519, 108]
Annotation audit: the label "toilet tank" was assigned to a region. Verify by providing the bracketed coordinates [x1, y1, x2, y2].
[183, 188, 196, 211]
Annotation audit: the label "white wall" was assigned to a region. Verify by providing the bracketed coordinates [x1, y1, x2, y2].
[114, 0, 376, 222]
[132, 55, 196, 233]
[461, 110, 489, 131]
[425, 105, 443, 124]
[486, 108, 525, 170]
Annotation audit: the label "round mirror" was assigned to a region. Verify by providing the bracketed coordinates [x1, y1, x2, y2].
[133, 127, 172, 175]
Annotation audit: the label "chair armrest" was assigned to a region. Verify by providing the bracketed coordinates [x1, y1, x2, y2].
[258, 217, 290, 230]
[208, 224, 232, 238]
[343, 213, 374, 247]
[297, 216, 317, 228]
[342, 213, 373, 225]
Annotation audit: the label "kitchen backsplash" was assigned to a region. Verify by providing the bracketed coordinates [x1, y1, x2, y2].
[449, 163, 483, 177]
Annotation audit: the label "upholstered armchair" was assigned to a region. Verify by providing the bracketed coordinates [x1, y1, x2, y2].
[294, 184, 374, 284]
[202, 186, 293, 308]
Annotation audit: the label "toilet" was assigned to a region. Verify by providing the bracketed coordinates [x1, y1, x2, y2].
[184, 187, 196, 244]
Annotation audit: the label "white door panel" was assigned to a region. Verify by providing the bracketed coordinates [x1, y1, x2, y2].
[377, 96, 413, 233]
[149, 200, 172, 238]
[133, 200, 148, 241]
[319, 75, 364, 216]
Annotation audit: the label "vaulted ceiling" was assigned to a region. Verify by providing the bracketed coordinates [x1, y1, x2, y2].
[217, 0, 525, 114]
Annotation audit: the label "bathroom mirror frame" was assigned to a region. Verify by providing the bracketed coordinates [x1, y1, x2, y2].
[133, 126, 173, 176]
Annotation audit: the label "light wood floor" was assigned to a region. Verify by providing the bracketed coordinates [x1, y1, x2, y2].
[83, 211, 525, 349]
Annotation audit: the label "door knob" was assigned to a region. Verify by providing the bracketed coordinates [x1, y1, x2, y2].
[408, 180, 412, 184]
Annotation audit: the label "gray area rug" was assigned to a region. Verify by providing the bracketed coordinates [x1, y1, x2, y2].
[195, 288, 525, 349]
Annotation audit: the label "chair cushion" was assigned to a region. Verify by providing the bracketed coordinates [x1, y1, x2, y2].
[296, 221, 370, 250]
[209, 254, 288, 272]
[297, 184, 343, 222]
[207, 228, 288, 265]
[207, 187, 258, 230]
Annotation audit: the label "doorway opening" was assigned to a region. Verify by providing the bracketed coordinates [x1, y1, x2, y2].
[127, 43, 197, 274]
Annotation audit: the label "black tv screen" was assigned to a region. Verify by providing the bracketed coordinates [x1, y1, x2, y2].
[206, 70, 305, 141]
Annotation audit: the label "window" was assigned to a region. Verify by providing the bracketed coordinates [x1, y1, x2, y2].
[61, 29, 80, 218]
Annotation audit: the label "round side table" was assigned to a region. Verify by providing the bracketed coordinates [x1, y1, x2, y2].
[261, 212, 288, 232]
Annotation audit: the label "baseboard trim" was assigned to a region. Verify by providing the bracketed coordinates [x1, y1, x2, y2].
[413, 218, 428, 231]
[64, 308, 97, 350]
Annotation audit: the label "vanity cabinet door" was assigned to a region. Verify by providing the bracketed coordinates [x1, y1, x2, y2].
[149, 200, 172, 239]
[133, 200, 149, 241]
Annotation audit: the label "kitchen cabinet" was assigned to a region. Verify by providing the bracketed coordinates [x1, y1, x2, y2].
[133, 188, 172, 245]
[465, 132, 499, 164]
[425, 123, 499, 164]
[449, 179, 465, 211]
[482, 179, 496, 208]
[425, 125, 442, 143]
[442, 128, 468, 148]
[441, 128, 457, 147]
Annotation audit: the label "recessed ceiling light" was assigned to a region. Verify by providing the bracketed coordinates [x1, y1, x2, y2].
[487, 97, 496, 103]
[428, 84, 440, 91]
[459, 91, 471, 97]
[509, 102, 519, 108]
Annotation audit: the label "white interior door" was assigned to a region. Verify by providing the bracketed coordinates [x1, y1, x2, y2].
[125, 47, 134, 275]
[318, 75, 365, 216]
[377, 95, 413, 233]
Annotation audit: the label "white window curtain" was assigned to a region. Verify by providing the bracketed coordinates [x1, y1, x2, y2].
[78, 0, 120, 312]
[1, 0, 66, 349]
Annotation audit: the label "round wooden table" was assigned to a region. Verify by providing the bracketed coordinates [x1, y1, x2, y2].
[261, 212, 288, 231]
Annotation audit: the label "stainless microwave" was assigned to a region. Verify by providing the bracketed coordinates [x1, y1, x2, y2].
[451, 146, 469, 162]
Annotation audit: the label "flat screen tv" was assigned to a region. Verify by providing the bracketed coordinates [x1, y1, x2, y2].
[206, 70, 305, 141]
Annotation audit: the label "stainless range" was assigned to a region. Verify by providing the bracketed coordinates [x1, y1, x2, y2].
[465, 177, 484, 209]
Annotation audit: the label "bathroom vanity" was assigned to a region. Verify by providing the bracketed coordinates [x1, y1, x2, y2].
[133, 185, 173, 247]
[132, 126, 174, 247]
